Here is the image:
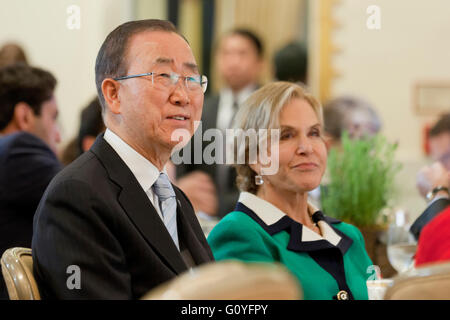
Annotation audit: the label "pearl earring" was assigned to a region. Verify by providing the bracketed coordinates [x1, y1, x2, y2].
[255, 174, 264, 185]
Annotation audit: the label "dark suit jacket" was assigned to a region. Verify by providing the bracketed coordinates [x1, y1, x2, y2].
[0, 132, 61, 299]
[176, 94, 240, 218]
[32, 135, 214, 299]
[410, 198, 450, 240]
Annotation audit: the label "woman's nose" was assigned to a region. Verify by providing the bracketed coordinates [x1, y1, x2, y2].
[296, 136, 313, 154]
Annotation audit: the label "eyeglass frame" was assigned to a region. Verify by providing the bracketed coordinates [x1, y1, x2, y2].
[113, 72, 208, 93]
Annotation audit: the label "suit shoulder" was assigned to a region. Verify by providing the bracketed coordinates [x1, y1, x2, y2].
[207, 211, 276, 262]
[333, 221, 365, 242]
[209, 211, 265, 238]
[0, 133, 61, 188]
[48, 151, 107, 189]
[1, 132, 56, 158]
[8, 131, 47, 147]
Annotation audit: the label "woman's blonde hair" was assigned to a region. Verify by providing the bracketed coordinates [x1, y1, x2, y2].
[232, 81, 323, 194]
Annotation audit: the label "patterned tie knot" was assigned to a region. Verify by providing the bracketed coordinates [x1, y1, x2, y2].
[152, 173, 176, 201]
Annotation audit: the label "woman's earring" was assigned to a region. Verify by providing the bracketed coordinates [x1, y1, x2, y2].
[255, 174, 264, 185]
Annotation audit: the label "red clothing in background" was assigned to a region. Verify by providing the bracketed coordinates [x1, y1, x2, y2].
[415, 206, 450, 266]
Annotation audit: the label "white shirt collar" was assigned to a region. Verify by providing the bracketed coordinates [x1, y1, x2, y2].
[220, 84, 258, 106]
[238, 192, 286, 225]
[238, 192, 341, 245]
[216, 84, 258, 131]
[103, 128, 165, 192]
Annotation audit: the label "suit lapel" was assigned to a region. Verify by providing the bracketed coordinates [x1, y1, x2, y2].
[90, 135, 187, 275]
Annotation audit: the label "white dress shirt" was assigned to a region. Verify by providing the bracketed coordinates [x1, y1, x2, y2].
[216, 84, 257, 131]
[104, 128, 168, 221]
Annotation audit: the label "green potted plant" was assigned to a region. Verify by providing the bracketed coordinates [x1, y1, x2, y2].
[321, 132, 402, 277]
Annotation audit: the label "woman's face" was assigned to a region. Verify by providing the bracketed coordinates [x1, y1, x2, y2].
[259, 97, 327, 194]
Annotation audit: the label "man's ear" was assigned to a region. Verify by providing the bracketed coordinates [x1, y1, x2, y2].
[13, 102, 35, 131]
[102, 78, 122, 115]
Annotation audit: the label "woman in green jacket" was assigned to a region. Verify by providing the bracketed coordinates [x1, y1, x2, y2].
[207, 82, 374, 300]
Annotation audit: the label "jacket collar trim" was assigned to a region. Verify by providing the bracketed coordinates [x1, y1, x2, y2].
[235, 192, 353, 254]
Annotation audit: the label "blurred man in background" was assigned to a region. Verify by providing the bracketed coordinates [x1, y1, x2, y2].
[413, 161, 449, 265]
[176, 28, 264, 219]
[0, 63, 62, 299]
[410, 114, 450, 243]
[273, 41, 307, 85]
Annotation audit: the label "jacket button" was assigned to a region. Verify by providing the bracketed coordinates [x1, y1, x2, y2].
[337, 290, 349, 300]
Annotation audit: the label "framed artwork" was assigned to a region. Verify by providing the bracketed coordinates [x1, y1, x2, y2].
[414, 82, 450, 115]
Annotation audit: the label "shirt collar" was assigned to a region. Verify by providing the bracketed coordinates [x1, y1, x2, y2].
[237, 192, 344, 247]
[104, 128, 165, 192]
[238, 191, 321, 225]
[220, 84, 258, 106]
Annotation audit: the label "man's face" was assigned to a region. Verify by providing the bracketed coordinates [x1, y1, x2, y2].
[114, 31, 204, 153]
[30, 96, 61, 154]
[429, 132, 450, 170]
[217, 34, 262, 91]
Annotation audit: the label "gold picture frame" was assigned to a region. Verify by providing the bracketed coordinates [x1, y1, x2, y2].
[414, 82, 450, 115]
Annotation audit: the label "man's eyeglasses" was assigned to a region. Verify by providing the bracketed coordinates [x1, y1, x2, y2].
[113, 72, 208, 93]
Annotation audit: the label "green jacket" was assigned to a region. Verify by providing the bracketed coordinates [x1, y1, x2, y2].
[207, 194, 374, 300]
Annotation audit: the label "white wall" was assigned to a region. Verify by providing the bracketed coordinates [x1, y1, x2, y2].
[0, 0, 135, 151]
[329, 0, 450, 219]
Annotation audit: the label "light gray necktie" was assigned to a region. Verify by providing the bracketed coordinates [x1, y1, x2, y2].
[152, 173, 179, 250]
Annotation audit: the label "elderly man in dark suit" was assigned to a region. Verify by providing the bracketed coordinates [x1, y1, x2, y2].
[0, 64, 62, 299]
[32, 19, 213, 299]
